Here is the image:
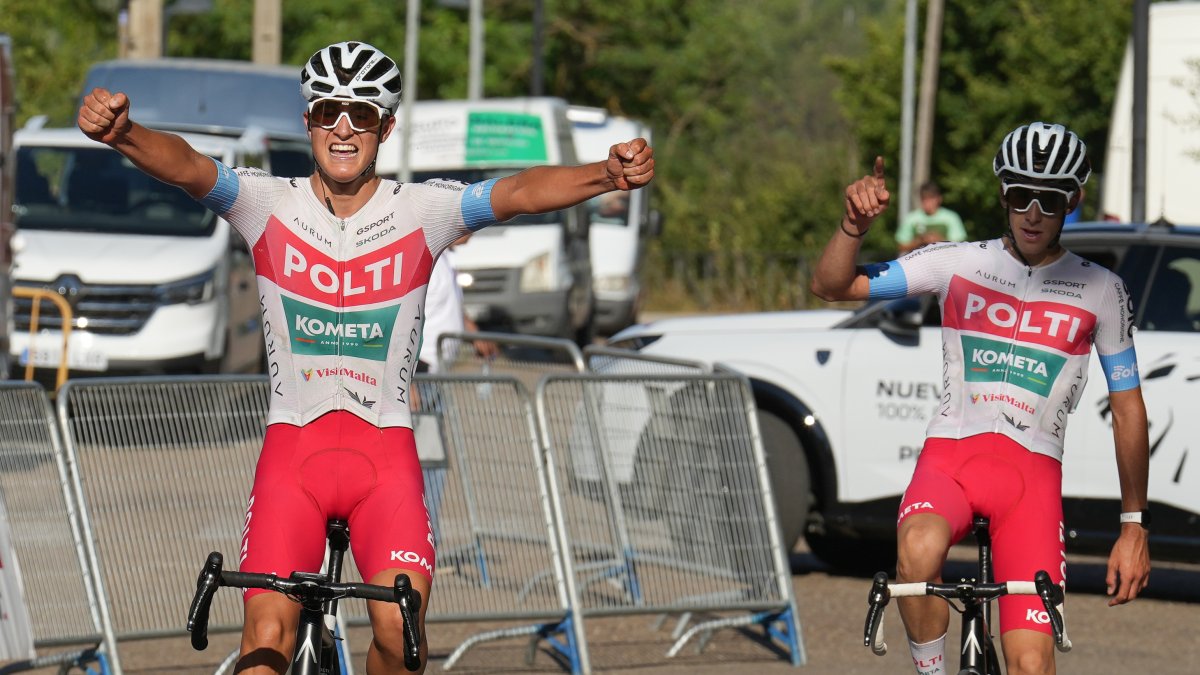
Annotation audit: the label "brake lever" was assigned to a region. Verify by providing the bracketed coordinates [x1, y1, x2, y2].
[187, 552, 224, 651]
[864, 571, 891, 655]
[1034, 570, 1071, 652]
[394, 573, 422, 672]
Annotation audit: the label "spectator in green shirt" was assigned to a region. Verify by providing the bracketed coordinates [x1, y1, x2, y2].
[896, 181, 967, 253]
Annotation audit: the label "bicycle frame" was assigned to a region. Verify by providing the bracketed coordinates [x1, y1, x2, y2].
[864, 517, 1069, 675]
[290, 519, 351, 675]
[188, 519, 422, 674]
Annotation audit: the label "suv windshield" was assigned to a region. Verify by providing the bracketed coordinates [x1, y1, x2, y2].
[14, 145, 215, 236]
[412, 169, 564, 226]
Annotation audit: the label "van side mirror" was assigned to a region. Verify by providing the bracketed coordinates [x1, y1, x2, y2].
[878, 299, 923, 339]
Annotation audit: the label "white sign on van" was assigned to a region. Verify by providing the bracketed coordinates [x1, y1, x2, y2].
[408, 111, 547, 168]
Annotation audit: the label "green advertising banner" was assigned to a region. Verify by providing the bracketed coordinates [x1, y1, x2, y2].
[465, 111, 547, 163]
[961, 335, 1065, 397]
[282, 296, 396, 361]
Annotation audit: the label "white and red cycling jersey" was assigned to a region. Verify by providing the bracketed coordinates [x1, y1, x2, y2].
[865, 239, 1140, 462]
[872, 239, 1141, 635]
[196, 160, 499, 586]
[199, 161, 498, 430]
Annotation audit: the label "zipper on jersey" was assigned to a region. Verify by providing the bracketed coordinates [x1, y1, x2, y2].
[998, 265, 1035, 434]
[335, 214, 348, 410]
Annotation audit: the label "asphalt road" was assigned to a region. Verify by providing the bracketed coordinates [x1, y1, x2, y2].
[97, 542, 1200, 674]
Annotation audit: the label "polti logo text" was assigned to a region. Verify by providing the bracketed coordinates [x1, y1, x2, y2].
[945, 277, 1096, 355]
[252, 216, 433, 307]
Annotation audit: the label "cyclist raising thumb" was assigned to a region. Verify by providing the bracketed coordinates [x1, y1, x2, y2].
[78, 88, 133, 145]
[845, 156, 890, 235]
[811, 155, 890, 300]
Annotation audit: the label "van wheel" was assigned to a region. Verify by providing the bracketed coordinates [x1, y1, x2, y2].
[757, 410, 810, 551]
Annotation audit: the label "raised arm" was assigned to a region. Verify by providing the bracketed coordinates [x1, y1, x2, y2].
[1104, 386, 1151, 606]
[77, 88, 217, 199]
[488, 138, 654, 222]
[811, 156, 890, 302]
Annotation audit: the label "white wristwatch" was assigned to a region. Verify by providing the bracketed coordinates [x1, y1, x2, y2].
[1120, 509, 1151, 528]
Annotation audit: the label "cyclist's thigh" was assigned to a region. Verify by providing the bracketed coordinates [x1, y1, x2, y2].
[240, 423, 328, 598]
[348, 426, 435, 584]
[987, 443, 1064, 636]
[897, 437, 974, 542]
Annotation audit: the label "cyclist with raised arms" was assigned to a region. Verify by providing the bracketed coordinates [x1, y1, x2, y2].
[811, 122, 1150, 675]
[77, 40, 654, 674]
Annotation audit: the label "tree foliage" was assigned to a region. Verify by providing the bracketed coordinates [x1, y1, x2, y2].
[831, 0, 1132, 238]
[0, 0, 1142, 310]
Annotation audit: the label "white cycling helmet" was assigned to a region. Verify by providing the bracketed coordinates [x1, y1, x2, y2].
[301, 41, 402, 115]
[993, 122, 1091, 189]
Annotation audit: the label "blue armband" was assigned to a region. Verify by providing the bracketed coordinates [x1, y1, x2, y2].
[198, 158, 239, 215]
[460, 178, 498, 231]
[865, 261, 909, 299]
[1098, 346, 1140, 392]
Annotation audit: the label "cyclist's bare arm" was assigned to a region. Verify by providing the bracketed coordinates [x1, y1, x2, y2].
[1105, 386, 1151, 606]
[811, 156, 889, 301]
[77, 87, 217, 199]
[489, 138, 654, 222]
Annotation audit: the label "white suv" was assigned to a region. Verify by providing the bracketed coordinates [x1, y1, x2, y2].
[611, 221, 1200, 569]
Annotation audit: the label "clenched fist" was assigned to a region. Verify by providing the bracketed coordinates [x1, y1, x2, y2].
[605, 138, 655, 191]
[78, 88, 132, 145]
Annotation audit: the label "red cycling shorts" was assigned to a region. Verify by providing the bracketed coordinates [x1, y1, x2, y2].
[897, 433, 1065, 636]
[238, 411, 434, 599]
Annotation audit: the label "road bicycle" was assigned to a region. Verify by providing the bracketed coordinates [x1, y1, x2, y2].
[187, 519, 422, 675]
[863, 517, 1070, 675]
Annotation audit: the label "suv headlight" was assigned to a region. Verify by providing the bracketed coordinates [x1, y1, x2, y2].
[157, 270, 216, 305]
[520, 252, 555, 292]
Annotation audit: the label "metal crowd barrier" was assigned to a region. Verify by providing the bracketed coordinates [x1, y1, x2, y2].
[333, 375, 588, 674]
[0, 382, 113, 674]
[536, 372, 806, 666]
[56, 375, 269, 673]
[438, 332, 585, 386]
[583, 345, 712, 375]
[10, 349, 806, 672]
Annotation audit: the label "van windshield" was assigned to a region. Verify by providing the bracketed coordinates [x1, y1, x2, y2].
[412, 169, 564, 226]
[14, 146, 216, 236]
[587, 191, 630, 226]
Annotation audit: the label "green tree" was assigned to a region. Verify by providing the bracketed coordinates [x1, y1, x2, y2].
[831, 0, 1131, 238]
[0, 0, 119, 126]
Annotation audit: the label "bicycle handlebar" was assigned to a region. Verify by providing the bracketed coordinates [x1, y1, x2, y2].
[186, 551, 424, 671]
[863, 569, 1071, 656]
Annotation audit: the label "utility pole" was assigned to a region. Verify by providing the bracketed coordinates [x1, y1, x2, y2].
[530, 0, 544, 96]
[400, 0, 422, 183]
[252, 0, 282, 65]
[898, 0, 918, 223]
[124, 0, 164, 59]
[1131, 0, 1149, 223]
[912, 0, 944, 203]
[468, 0, 484, 99]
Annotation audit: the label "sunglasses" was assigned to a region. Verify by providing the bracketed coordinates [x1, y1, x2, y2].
[307, 98, 386, 133]
[1002, 183, 1075, 217]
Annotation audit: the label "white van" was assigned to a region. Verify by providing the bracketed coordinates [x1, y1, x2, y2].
[1102, 1, 1200, 223]
[568, 106, 658, 334]
[9, 125, 266, 375]
[377, 98, 595, 343]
